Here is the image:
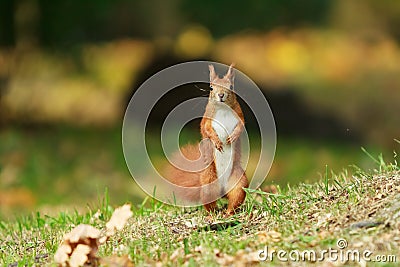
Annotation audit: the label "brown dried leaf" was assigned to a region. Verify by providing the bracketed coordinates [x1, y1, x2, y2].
[257, 230, 282, 243]
[99, 235, 108, 244]
[54, 204, 133, 266]
[55, 224, 101, 266]
[64, 224, 101, 243]
[215, 251, 235, 266]
[106, 204, 133, 237]
[69, 244, 91, 267]
[54, 243, 72, 265]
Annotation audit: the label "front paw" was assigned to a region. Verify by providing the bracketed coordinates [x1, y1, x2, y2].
[214, 140, 224, 152]
[226, 133, 239, 144]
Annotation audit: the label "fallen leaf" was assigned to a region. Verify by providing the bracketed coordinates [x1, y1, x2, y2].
[106, 204, 133, 237]
[257, 230, 282, 243]
[54, 243, 71, 265]
[55, 224, 100, 266]
[64, 224, 101, 243]
[69, 244, 91, 267]
[215, 251, 235, 266]
[54, 204, 133, 266]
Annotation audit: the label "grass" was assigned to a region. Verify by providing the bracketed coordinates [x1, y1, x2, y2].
[0, 126, 388, 220]
[0, 152, 399, 266]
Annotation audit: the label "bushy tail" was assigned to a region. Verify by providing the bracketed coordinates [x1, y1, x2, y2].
[163, 143, 206, 203]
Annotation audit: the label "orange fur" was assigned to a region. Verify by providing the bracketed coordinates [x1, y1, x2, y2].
[165, 64, 249, 215]
[164, 143, 204, 203]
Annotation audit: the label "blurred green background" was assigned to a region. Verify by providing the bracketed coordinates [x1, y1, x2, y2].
[0, 0, 399, 219]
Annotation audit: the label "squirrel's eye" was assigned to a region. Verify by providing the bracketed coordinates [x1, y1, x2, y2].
[209, 85, 213, 91]
[230, 85, 233, 90]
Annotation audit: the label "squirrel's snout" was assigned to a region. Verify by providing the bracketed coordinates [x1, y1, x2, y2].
[218, 93, 224, 99]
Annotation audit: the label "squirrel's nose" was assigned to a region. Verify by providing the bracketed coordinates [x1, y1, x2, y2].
[218, 93, 224, 99]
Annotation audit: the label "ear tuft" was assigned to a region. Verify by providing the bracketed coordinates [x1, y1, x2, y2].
[209, 64, 217, 82]
[224, 63, 235, 83]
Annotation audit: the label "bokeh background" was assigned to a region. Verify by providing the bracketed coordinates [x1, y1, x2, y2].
[1, 0, 399, 219]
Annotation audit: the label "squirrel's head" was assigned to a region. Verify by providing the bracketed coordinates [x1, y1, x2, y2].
[208, 63, 236, 104]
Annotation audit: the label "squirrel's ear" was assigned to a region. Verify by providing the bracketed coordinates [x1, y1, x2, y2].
[224, 63, 235, 84]
[209, 64, 217, 82]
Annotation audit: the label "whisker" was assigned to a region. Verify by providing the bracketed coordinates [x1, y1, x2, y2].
[194, 84, 211, 92]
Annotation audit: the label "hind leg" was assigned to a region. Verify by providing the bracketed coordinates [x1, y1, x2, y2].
[200, 164, 219, 213]
[203, 201, 217, 213]
[225, 167, 248, 216]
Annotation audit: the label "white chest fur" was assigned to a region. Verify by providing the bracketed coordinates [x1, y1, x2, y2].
[211, 105, 239, 189]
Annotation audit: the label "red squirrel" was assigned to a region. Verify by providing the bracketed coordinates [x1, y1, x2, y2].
[165, 64, 248, 216]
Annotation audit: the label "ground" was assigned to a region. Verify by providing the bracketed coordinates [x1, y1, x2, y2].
[0, 161, 399, 266]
